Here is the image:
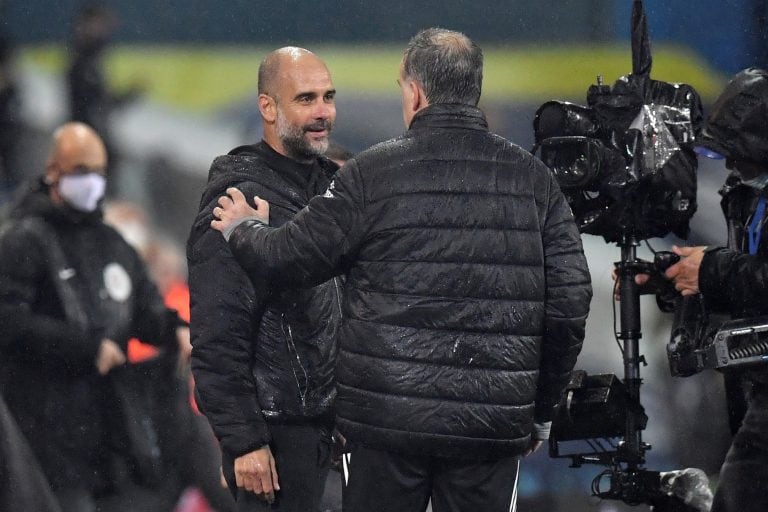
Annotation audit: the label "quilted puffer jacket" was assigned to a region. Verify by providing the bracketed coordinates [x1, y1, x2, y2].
[188, 142, 342, 459]
[227, 104, 592, 459]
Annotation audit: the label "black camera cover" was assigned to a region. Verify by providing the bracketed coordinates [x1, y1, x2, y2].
[533, 0, 703, 243]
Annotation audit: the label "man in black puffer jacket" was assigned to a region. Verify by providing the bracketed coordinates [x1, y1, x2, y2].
[210, 29, 592, 512]
[187, 47, 342, 511]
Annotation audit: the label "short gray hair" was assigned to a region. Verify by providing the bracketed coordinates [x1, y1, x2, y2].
[402, 28, 483, 106]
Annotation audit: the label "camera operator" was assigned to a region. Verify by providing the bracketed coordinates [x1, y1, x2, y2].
[634, 68, 768, 512]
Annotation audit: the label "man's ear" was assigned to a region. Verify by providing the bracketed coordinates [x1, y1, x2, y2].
[258, 93, 276, 124]
[408, 80, 423, 114]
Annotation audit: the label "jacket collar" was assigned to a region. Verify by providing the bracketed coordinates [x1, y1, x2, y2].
[201, 142, 338, 210]
[408, 103, 488, 132]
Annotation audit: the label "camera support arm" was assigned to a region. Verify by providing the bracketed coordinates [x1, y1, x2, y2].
[616, 235, 650, 467]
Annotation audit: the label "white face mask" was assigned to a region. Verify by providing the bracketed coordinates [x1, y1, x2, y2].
[58, 173, 107, 212]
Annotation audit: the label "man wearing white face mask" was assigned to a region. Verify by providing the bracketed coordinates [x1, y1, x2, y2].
[0, 122, 189, 512]
[45, 122, 108, 214]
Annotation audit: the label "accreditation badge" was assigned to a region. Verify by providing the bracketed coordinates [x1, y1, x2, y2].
[103, 262, 132, 302]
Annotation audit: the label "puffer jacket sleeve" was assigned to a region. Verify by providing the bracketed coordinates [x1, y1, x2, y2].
[535, 172, 592, 422]
[228, 159, 367, 288]
[0, 223, 101, 370]
[188, 196, 272, 459]
[700, 247, 768, 313]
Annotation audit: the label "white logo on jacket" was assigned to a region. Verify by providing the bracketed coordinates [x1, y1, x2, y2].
[103, 263, 132, 302]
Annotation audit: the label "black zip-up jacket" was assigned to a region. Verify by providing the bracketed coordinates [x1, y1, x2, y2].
[700, 177, 768, 388]
[701, 178, 768, 319]
[187, 142, 342, 459]
[0, 180, 179, 490]
[226, 105, 592, 459]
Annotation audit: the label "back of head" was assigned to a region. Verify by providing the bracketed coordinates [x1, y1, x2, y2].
[698, 67, 768, 165]
[402, 28, 483, 106]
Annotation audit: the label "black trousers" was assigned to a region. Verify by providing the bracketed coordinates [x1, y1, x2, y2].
[341, 443, 520, 512]
[223, 424, 332, 512]
[712, 386, 768, 512]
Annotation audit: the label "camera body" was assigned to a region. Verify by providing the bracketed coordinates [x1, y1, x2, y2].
[532, 74, 702, 243]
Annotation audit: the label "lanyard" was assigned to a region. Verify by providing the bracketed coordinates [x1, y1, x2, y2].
[748, 196, 767, 255]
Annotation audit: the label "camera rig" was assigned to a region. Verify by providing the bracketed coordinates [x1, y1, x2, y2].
[669, 308, 768, 377]
[537, 2, 710, 511]
[547, 237, 681, 508]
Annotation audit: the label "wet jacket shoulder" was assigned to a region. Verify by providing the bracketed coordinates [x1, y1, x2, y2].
[227, 105, 592, 459]
[187, 142, 341, 459]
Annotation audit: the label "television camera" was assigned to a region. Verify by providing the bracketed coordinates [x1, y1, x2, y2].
[534, 2, 713, 511]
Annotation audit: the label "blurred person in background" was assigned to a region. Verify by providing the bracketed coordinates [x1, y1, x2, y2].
[103, 199, 236, 512]
[210, 28, 591, 512]
[104, 200, 192, 362]
[187, 47, 342, 511]
[67, 2, 143, 196]
[1, 393, 62, 512]
[0, 32, 21, 200]
[0, 122, 188, 512]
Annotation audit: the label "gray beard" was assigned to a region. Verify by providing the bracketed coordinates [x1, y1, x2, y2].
[276, 112, 330, 161]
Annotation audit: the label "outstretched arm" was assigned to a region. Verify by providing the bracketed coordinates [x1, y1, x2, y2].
[211, 188, 270, 241]
[212, 159, 367, 289]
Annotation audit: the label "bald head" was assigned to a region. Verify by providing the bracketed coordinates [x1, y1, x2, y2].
[256, 47, 336, 162]
[46, 122, 107, 178]
[258, 47, 327, 98]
